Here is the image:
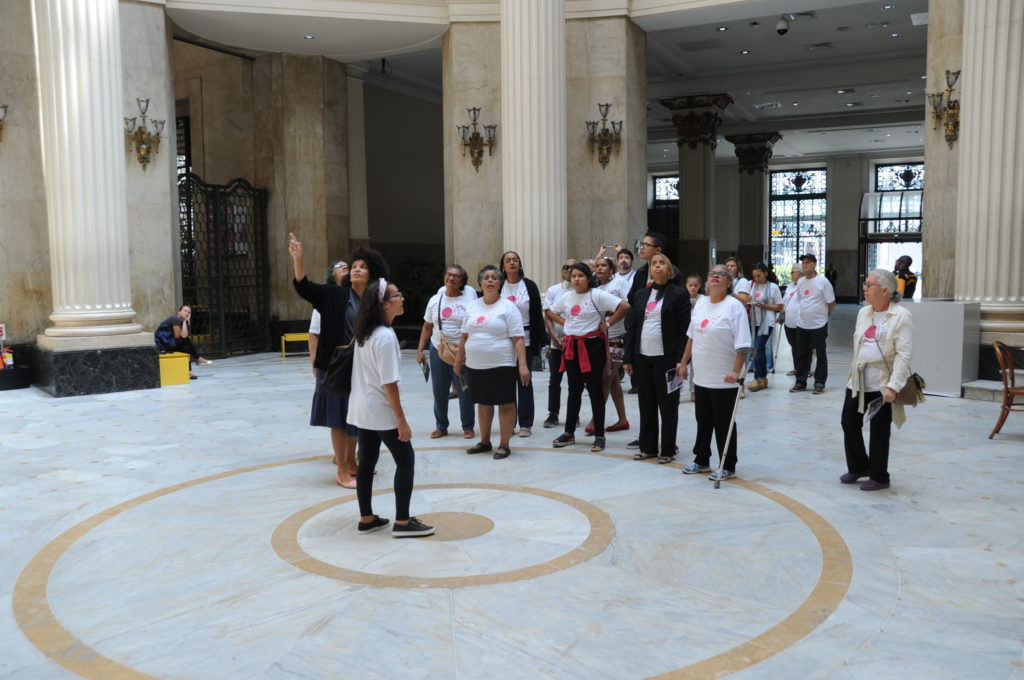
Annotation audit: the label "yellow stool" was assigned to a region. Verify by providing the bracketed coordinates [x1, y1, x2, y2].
[281, 332, 310, 358]
[159, 352, 191, 386]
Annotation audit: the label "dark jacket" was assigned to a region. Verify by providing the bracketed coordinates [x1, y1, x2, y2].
[509, 277, 548, 360]
[294, 276, 357, 371]
[623, 282, 691, 365]
[627, 262, 684, 306]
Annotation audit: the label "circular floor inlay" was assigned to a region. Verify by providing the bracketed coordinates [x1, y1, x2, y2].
[409, 511, 493, 540]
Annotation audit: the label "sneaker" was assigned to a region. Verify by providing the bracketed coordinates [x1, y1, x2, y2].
[626, 439, 640, 450]
[553, 433, 575, 448]
[812, 384, 825, 395]
[392, 517, 435, 538]
[748, 378, 767, 392]
[682, 463, 712, 474]
[543, 414, 559, 428]
[859, 479, 890, 491]
[518, 427, 532, 438]
[357, 515, 390, 534]
[789, 383, 806, 393]
[840, 471, 870, 484]
[709, 469, 734, 482]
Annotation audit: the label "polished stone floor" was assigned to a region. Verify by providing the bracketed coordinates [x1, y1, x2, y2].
[1, 305, 1022, 679]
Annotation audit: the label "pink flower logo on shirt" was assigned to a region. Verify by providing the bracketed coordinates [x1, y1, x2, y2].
[507, 295, 517, 302]
[570, 304, 582, 316]
[442, 307, 453, 319]
[700, 318, 710, 330]
[646, 301, 658, 312]
[754, 293, 762, 299]
[865, 325, 877, 340]
[476, 316, 486, 324]
[804, 289, 810, 296]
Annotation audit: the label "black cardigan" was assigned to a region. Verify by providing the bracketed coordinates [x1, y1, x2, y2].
[506, 277, 548, 360]
[623, 282, 691, 365]
[293, 276, 356, 371]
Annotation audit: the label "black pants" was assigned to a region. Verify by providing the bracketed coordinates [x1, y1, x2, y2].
[564, 337, 607, 436]
[547, 346, 564, 417]
[841, 388, 892, 484]
[515, 355, 535, 428]
[633, 353, 679, 457]
[162, 337, 199, 364]
[692, 385, 739, 472]
[784, 326, 799, 368]
[795, 324, 828, 386]
[356, 428, 415, 521]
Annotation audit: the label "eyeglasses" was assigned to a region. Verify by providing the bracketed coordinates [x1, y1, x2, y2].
[444, 272, 461, 279]
[503, 257, 521, 263]
[639, 241, 657, 249]
[863, 282, 881, 289]
[562, 265, 572, 271]
[390, 291, 405, 300]
[708, 271, 729, 279]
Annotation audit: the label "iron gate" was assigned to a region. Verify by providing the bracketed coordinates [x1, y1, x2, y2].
[178, 173, 270, 357]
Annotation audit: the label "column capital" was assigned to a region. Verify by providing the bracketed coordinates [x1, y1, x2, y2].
[660, 94, 733, 150]
[725, 132, 782, 174]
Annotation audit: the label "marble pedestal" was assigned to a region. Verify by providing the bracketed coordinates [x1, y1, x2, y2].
[33, 333, 159, 398]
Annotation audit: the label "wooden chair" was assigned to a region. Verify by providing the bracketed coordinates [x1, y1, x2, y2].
[989, 341, 1024, 438]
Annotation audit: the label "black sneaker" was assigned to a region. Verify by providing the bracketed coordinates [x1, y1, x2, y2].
[393, 517, 435, 538]
[357, 515, 390, 534]
[543, 414, 559, 428]
[626, 439, 640, 450]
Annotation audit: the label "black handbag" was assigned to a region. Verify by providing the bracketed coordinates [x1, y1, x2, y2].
[322, 340, 355, 396]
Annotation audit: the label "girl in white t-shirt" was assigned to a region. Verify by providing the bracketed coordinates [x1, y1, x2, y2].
[455, 265, 529, 460]
[349, 278, 434, 538]
[747, 263, 784, 392]
[546, 262, 629, 452]
[590, 256, 630, 433]
[415, 266, 477, 440]
[678, 267, 751, 482]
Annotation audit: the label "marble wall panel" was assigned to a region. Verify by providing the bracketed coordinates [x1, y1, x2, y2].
[33, 345, 159, 397]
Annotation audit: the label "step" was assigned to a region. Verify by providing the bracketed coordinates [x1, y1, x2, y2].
[962, 380, 1004, 402]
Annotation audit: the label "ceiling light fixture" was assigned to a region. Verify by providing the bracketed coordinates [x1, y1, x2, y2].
[836, 89, 849, 94]
[303, 35, 314, 40]
[890, 32, 902, 37]
[717, 26, 728, 31]
[740, 50, 750, 54]
[882, 4, 894, 9]
[792, 101, 799, 106]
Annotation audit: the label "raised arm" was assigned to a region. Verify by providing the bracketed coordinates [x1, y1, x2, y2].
[288, 232, 307, 282]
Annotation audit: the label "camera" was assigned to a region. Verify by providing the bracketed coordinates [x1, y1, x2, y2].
[776, 16, 790, 35]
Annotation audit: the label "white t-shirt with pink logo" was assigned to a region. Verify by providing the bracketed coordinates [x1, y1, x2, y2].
[424, 289, 477, 347]
[794, 274, 835, 329]
[461, 298, 525, 370]
[552, 288, 622, 337]
[640, 296, 665, 357]
[687, 295, 751, 389]
[749, 281, 782, 328]
[783, 282, 801, 328]
[599, 277, 629, 340]
[858, 312, 888, 391]
[501, 279, 531, 347]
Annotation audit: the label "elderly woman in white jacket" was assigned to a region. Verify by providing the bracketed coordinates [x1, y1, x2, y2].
[840, 269, 914, 491]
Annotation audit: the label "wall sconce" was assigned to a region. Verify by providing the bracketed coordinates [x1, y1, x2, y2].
[0, 104, 7, 143]
[123, 98, 164, 169]
[927, 70, 960, 149]
[585, 103, 623, 169]
[457, 107, 496, 172]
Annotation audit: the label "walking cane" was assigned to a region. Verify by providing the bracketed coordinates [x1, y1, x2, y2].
[714, 347, 752, 489]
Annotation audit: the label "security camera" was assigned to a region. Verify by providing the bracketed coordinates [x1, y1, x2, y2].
[776, 15, 790, 35]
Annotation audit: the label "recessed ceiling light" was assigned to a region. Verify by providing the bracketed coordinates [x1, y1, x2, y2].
[304, 34, 315, 39]
[740, 50, 751, 54]
[836, 89, 849, 94]
[921, 75, 927, 79]
[717, 26, 728, 31]
[890, 32, 902, 37]
[886, 133, 892, 137]
[870, 93, 881, 98]
[905, 90, 913, 95]
[792, 101, 800, 106]
[882, 4, 894, 9]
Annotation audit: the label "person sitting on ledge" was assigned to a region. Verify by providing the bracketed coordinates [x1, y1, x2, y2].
[155, 305, 212, 379]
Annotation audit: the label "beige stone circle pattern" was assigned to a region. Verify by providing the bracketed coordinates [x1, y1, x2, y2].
[13, 450, 853, 680]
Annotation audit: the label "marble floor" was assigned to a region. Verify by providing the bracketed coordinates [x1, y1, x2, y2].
[1, 305, 1022, 679]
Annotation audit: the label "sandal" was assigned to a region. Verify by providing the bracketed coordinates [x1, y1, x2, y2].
[591, 437, 605, 452]
[553, 433, 575, 448]
[657, 456, 675, 465]
[467, 442, 492, 454]
[632, 451, 657, 460]
[493, 446, 511, 460]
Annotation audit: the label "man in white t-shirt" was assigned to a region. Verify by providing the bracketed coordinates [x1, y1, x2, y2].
[542, 259, 576, 428]
[614, 246, 636, 288]
[790, 253, 836, 394]
[781, 265, 804, 377]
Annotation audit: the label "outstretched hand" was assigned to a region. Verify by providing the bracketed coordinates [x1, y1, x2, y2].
[288, 232, 303, 259]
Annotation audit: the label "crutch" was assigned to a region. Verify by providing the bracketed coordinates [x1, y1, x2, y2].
[714, 346, 752, 488]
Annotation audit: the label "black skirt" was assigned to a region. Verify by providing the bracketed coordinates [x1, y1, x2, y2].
[465, 365, 517, 406]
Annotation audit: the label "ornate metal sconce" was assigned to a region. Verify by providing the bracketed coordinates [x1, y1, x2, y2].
[123, 98, 165, 169]
[0, 104, 7, 143]
[457, 107, 496, 172]
[585, 103, 622, 169]
[927, 70, 960, 149]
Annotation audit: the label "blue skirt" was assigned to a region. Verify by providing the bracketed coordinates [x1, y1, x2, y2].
[310, 369, 358, 435]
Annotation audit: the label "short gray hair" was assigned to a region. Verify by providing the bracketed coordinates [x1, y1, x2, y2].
[868, 268, 902, 303]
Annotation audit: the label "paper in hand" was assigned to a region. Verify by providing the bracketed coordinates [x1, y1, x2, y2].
[665, 368, 684, 394]
[863, 397, 883, 424]
[421, 360, 430, 383]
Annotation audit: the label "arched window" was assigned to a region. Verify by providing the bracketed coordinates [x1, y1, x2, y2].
[769, 169, 827, 286]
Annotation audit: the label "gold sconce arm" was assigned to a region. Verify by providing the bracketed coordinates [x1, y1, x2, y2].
[585, 103, 623, 169]
[928, 70, 961, 149]
[458, 107, 496, 172]
[124, 98, 164, 169]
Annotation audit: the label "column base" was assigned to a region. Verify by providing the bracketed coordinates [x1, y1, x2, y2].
[677, 239, 717, 280]
[33, 333, 160, 397]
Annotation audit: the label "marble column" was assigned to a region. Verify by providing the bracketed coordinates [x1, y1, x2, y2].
[661, 94, 732, 277]
[347, 66, 369, 251]
[501, 0, 566, 287]
[31, 0, 158, 396]
[953, 0, 1024, 355]
[725, 132, 781, 271]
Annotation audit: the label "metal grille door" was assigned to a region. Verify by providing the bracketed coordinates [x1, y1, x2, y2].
[178, 174, 270, 357]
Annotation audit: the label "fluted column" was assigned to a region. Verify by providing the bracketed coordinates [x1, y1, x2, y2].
[726, 132, 782, 270]
[32, 0, 141, 337]
[953, 0, 1024, 345]
[501, 0, 566, 287]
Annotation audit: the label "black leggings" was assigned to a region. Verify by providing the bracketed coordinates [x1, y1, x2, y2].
[161, 337, 199, 364]
[356, 428, 415, 521]
[692, 385, 740, 472]
[563, 337, 607, 436]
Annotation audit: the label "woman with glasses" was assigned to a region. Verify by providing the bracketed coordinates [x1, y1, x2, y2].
[499, 251, 547, 438]
[679, 266, 751, 483]
[348, 278, 434, 538]
[840, 269, 914, 491]
[288, 233, 390, 488]
[747, 263, 783, 392]
[416, 265, 477, 440]
[547, 262, 629, 452]
[622, 254, 689, 463]
[308, 259, 346, 467]
[455, 265, 530, 460]
[627, 231, 680, 305]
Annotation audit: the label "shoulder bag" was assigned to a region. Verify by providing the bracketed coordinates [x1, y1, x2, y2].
[873, 335, 926, 407]
[436, 297, 459, 365]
